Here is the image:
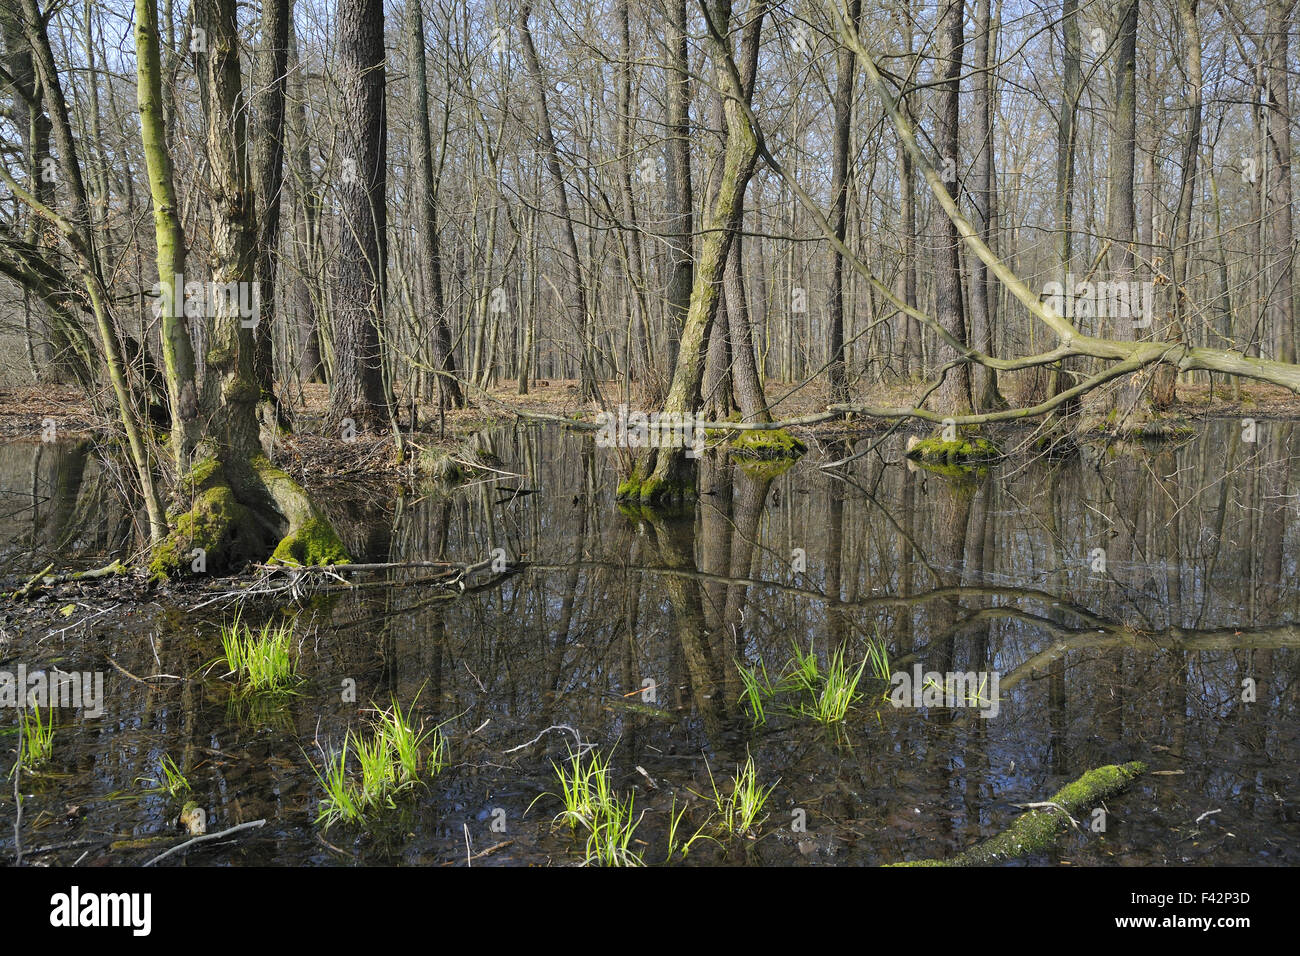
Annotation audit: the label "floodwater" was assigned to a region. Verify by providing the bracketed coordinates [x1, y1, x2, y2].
[1, 420, 1297, 866]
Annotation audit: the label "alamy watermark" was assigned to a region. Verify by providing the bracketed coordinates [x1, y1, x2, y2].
[150, 272, 260, 328]
[888, 664, 1000, 718]
[594, 404, 706, 458]
[1042, 274, 1156, 327]
[1, 664, 105, 718]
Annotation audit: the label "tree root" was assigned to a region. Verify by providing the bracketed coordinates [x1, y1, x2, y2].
[888, 761, 1146, 866]
[149, 455, 350, 580]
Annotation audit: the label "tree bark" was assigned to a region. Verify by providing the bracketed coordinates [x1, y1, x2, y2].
[328, 0, 390, 429]
[408, 0, 462, 409]
[251, 0, 290, 421]
[662, 0, 694, 392]
[931, 0, 972, 416]
[1264, 0, 1296, 363]
[828, 0, 861, 402]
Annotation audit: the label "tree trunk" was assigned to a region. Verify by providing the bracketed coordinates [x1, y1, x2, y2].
[328, 0, 390, 430]
[145, 0, 350, 577]
[827, 0, 860, 402]
[931, 0, 972, 416]
[408, 0, 462, 410]
[662, 0, 694, 396]
[969, 0, 1004, 410]
[619, 0, 766, 505]
[251, 0, 290, 424]
[1105, 0, 1146, 421]
[1264, 0, 1296, 363]
[134, 0, 201, 472]
[1155, 0, 1202, 407]
[1049, 0, 1081, 413]
[286, 13, 325, 384]
[517, 2, 596, 403]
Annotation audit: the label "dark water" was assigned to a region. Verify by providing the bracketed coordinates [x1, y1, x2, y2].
[1, 420, 1297, 866]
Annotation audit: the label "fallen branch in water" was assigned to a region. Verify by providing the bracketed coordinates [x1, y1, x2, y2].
[889, 761, 1147, 866]
[142, 819, 266, 867]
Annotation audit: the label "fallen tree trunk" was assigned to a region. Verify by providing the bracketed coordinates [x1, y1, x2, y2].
[889, 761, 1147, 866]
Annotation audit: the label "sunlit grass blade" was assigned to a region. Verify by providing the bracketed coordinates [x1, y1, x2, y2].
[13, 704, 55, 774]
[701, 751, 777, 837]
[138, 754, 191, 800]
[735, 656, 777, 726]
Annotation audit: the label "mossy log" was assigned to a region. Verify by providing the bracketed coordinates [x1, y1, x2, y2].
[889, 761, 1146, 866]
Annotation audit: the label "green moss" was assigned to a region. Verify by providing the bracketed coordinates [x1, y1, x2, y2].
[148, 481, 254, 581]
[736, 455, 798, 481]
[889, 761, 1146, 867]
[182, 457, 222, 493]
[616, 464, 645, 500]
[268, 516, 351, 568]
[905, 434, 1001, 469]
[728, 427, 807, 461]
[704, 411, 743, 439]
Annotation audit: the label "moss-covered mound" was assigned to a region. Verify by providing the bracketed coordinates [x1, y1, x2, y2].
[735, 454, 799, 481]
[616, 468, 695, 504]
[905, 433, 1001, 468]
[269, 516, 350, 567]
[728, 427, 807, 461]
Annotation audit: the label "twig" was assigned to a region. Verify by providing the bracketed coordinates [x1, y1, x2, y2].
[11, 563, 53, 599]
[503, 724, 589, 755]
[142, 819, 266, 866]
[442, 840, 514, 866]
[1195, 808, 1222, 826]
[105, 656, 184, 684]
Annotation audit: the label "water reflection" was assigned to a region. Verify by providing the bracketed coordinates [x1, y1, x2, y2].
[1, 421, 1296, 865]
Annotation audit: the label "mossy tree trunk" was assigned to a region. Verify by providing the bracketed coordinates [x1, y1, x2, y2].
[11, 0, 168, 540]
[135, 0, 201, 474]
[619, 0, 766, 506]
[148, 0, 348, 577]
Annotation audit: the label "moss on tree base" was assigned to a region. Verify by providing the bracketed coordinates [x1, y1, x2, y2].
[615, 459, 697, 508]
[728, 427, 807, 461]
[889, 761, 1146, 866]
[269, 516, 350, 567]
[149, 456, 351, 580]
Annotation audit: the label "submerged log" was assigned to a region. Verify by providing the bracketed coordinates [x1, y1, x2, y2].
[889, 761, 1146, 866]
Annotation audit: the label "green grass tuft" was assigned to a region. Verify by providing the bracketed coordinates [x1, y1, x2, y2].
[12, 704, 55, 774]
[311, 699, 449, 830]
[703, 752, 777, 836]
[219, 615, 300, 693]
[532, 747, 644, 866]
[138, 754, 192, 800]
